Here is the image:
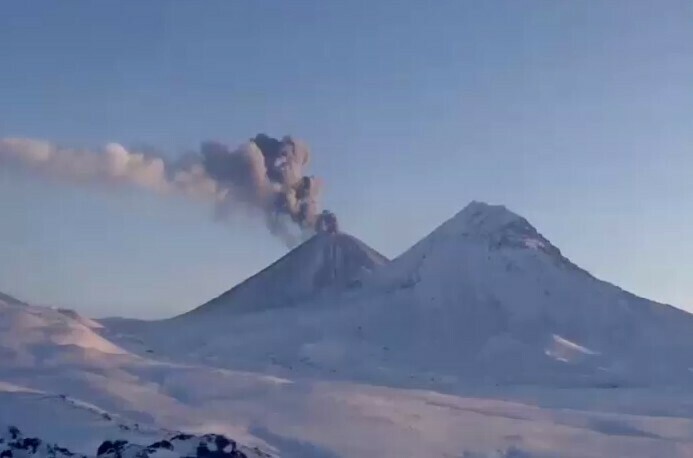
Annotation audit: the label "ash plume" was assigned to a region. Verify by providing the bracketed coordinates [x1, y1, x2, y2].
[0, 134, 337, 246]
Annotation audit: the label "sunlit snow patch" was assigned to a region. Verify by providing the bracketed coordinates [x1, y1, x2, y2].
[545, 334, 598, 363]
[523, 238, 546, 250]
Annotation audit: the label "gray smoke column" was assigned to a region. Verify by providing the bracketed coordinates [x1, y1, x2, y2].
[0, 134, 337, 246]
[200, 134, 327, 244]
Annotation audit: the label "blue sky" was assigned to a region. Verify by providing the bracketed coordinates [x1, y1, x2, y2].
[0, 1, 691, 317]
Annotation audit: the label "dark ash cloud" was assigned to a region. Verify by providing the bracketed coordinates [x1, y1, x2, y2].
[0, 134, 338, 246]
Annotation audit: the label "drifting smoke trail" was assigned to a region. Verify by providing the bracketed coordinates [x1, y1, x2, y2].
[0, 134, 338, 246]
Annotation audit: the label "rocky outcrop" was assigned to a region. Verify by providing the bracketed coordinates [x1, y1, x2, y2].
[0, 427, 271, 458]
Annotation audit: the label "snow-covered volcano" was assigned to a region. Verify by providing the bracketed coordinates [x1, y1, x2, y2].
[373, 200, 693, 353]
[115, 201, 693, 387]
[183, 231, 388, 316]
[360, 201, 693, 383]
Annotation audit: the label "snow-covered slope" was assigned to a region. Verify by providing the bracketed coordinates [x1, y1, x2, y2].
[183, 232, 387, 316]
[0, 296, 271, 456]
[0, 382, 166, 452]
[0, 295, 127, 368]
[6, 269, 693, 456]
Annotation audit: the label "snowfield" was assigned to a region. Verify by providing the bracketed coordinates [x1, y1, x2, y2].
[3, 202, 693, 457]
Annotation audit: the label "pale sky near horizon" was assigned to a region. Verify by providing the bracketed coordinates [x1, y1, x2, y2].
[0, 1, 691, 318]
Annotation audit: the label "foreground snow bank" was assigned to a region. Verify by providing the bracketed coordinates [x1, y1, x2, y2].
[0, 427, 271, 458]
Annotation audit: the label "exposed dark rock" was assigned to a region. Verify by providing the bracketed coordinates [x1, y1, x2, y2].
[1, 427, 267, 458]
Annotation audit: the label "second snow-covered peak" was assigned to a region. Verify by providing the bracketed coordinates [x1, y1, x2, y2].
[456, 201, 523, 231]
[433, 201, 551, 252]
